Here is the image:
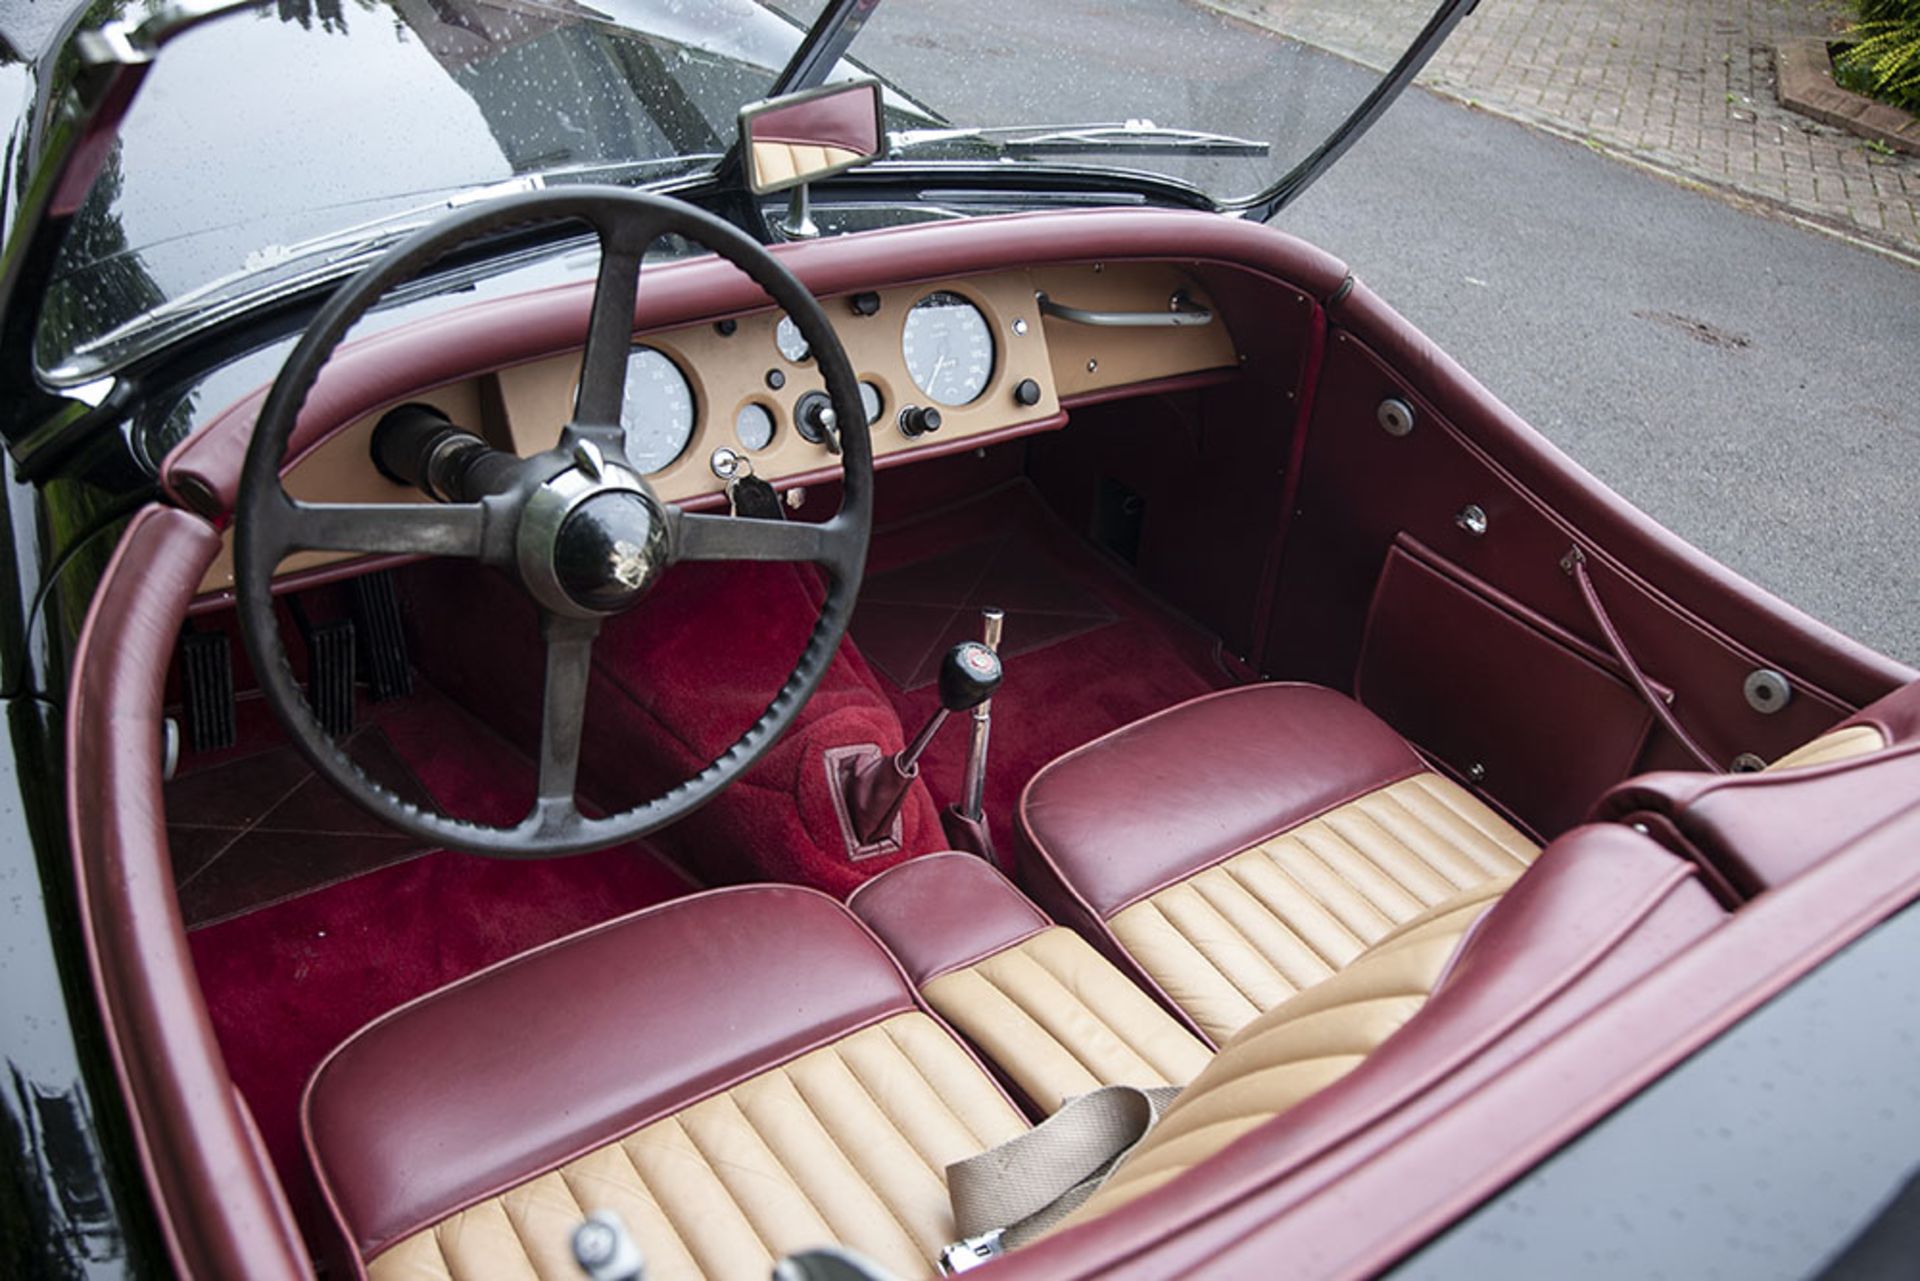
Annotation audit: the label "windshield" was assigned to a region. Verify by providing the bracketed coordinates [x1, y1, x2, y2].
[798, 0, 1448, 202]
[40, 0, 820, 380]
[39, 0, 1450, 383]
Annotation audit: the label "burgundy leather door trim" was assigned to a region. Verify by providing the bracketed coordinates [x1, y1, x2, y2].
[1356, 538, 1656, 837]
[1597, 740, 1920, 895]
[1266, 320, 1890, 780]
[1315, 285, 1910, 710]
[67, 505, 310, 1281]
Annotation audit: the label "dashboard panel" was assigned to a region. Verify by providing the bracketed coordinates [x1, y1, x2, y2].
[194, 261, 1238, 597]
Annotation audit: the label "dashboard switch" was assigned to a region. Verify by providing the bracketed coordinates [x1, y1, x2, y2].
[849, 291, 882, 316]
[1013, 377, 1042, 407]
[794, 391, 842, 454]
[898, 404, 943, 438]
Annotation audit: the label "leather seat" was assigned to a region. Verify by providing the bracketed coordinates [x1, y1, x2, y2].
[305, 837, 1721, 1281]
[1017, 683, 1540, 1045]
[304, 886, 1029, 1281]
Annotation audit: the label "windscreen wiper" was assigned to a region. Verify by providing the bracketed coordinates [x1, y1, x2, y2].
[59, 156, 722, 376]
[889, 119, 1269, 158]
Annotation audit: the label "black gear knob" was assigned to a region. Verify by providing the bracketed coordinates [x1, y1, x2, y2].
[939, 641, 1003, 712]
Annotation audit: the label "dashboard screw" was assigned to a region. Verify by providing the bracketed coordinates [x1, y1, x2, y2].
[1012, 317, 1029, 336]
[1086, 358, 1098, 374]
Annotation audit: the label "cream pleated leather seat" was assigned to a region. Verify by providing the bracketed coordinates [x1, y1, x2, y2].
[306, 832, 1724, 1281]
[305, 887, 1031, 1281]
[1017, 684, 1541, 1046]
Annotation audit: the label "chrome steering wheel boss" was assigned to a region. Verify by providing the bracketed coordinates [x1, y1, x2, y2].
[515, 452, 666, 618]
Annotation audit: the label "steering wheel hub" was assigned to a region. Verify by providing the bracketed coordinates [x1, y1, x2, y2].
[553, 489, 668, 612]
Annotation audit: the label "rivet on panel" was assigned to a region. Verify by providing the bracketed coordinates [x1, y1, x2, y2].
[1465, 762, 1487, 783]
[1455, 504, 1489, 538]
[1377, 398, 1415, 437]
[1743, 669, 1792, 714]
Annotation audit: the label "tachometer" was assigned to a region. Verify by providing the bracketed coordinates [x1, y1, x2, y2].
[902, 292, 994, 405]
[619, 346, 695, 473]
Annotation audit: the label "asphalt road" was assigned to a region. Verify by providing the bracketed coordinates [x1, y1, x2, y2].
[1281, 85, 1920, 668]
[858, 0, 1920, 666]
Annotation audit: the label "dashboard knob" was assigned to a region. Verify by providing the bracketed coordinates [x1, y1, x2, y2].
[793, 390, 841, 454]
[1013, 377, 1042, 407]
[849, 291, 882, 316]
[899, 404, 943, 438]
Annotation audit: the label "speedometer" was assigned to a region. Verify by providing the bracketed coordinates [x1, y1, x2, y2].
[901, 292, 994, 406]
[618, 345, 695, 473]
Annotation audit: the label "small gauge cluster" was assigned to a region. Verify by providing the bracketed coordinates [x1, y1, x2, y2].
[607, 279, 1039, 485]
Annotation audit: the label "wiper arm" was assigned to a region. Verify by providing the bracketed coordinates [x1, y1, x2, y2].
[889, 119, 1270, 158]
[241, 176, 547, 277]
[239, 153, 723, 278]
[57, 156, 724, 377]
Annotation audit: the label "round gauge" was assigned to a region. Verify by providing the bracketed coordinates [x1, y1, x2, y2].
[618, 345, 695, 473]
[901, 291, 994, 406]
[774, 315, 811, 364]
[736, 402, 775, 451]
[859, 381, 884, 425]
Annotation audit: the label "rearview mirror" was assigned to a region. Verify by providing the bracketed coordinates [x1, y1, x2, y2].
[739, 80, 887, 195]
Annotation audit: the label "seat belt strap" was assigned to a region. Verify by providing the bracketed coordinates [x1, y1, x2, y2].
[941, 1084, 1180, 1269]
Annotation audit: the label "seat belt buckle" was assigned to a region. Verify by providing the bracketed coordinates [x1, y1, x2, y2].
[938, 1229, 1005, 1274]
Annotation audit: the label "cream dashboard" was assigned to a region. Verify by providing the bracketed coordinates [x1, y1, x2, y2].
[194, 260, 1240, 597]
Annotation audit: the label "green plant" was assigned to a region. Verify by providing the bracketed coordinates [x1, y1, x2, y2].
[1838, 0, 1920, 113]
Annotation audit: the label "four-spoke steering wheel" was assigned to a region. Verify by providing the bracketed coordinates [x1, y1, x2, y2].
[234, 188, 871, 858]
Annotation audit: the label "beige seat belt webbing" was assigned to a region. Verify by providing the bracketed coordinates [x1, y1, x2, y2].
[941, 1084, 1180, 1269]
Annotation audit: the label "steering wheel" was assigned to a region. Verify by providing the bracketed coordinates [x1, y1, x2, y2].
[234, 188, 872, 858]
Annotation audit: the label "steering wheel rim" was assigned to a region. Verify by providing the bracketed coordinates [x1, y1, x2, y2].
[234, 187, 872, 858]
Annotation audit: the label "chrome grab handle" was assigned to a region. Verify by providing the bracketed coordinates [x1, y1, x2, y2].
[1034, 288, 1212, 328]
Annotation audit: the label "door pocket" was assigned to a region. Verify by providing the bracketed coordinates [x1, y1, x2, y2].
[1356, 537, 1656, 838]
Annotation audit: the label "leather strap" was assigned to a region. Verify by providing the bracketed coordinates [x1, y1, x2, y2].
[945, 1084, 1181, 1251]
[1564, 546, 1722, 773]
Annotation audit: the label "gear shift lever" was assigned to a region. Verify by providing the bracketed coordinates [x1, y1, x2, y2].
[843, 641, 1003, 847]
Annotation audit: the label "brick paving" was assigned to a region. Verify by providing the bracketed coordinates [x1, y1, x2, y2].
[1206, 0, 1920, 258]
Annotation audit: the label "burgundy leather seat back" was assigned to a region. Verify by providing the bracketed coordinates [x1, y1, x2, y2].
[303, 886, 921, 1261]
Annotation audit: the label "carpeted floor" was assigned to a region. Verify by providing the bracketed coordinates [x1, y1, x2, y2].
[182, 684, 694, 1240]
[855, 482, 1239, 860]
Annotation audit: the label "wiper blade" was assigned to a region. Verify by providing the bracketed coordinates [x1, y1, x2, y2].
[239, 154, 722, 278]
[59, 156, 724, 376]
[889, 119, 1269, 158]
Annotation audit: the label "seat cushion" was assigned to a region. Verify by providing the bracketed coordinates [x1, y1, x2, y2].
[367, 1012, 1024, 1281]
[1018, 684, 1539, 1044]
[851, 852, 1212, 1116]
[305, 885, 1026, 1281]
[1055, 824, 1724, 1231]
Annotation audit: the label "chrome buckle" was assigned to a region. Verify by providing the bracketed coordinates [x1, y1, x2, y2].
[938, 1229, 1005, 1274]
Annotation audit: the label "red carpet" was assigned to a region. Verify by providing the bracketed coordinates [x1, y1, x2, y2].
[861, 484, 1237, 860]
[185, 687, 693, 1239]
[402, 557, 950, 897]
